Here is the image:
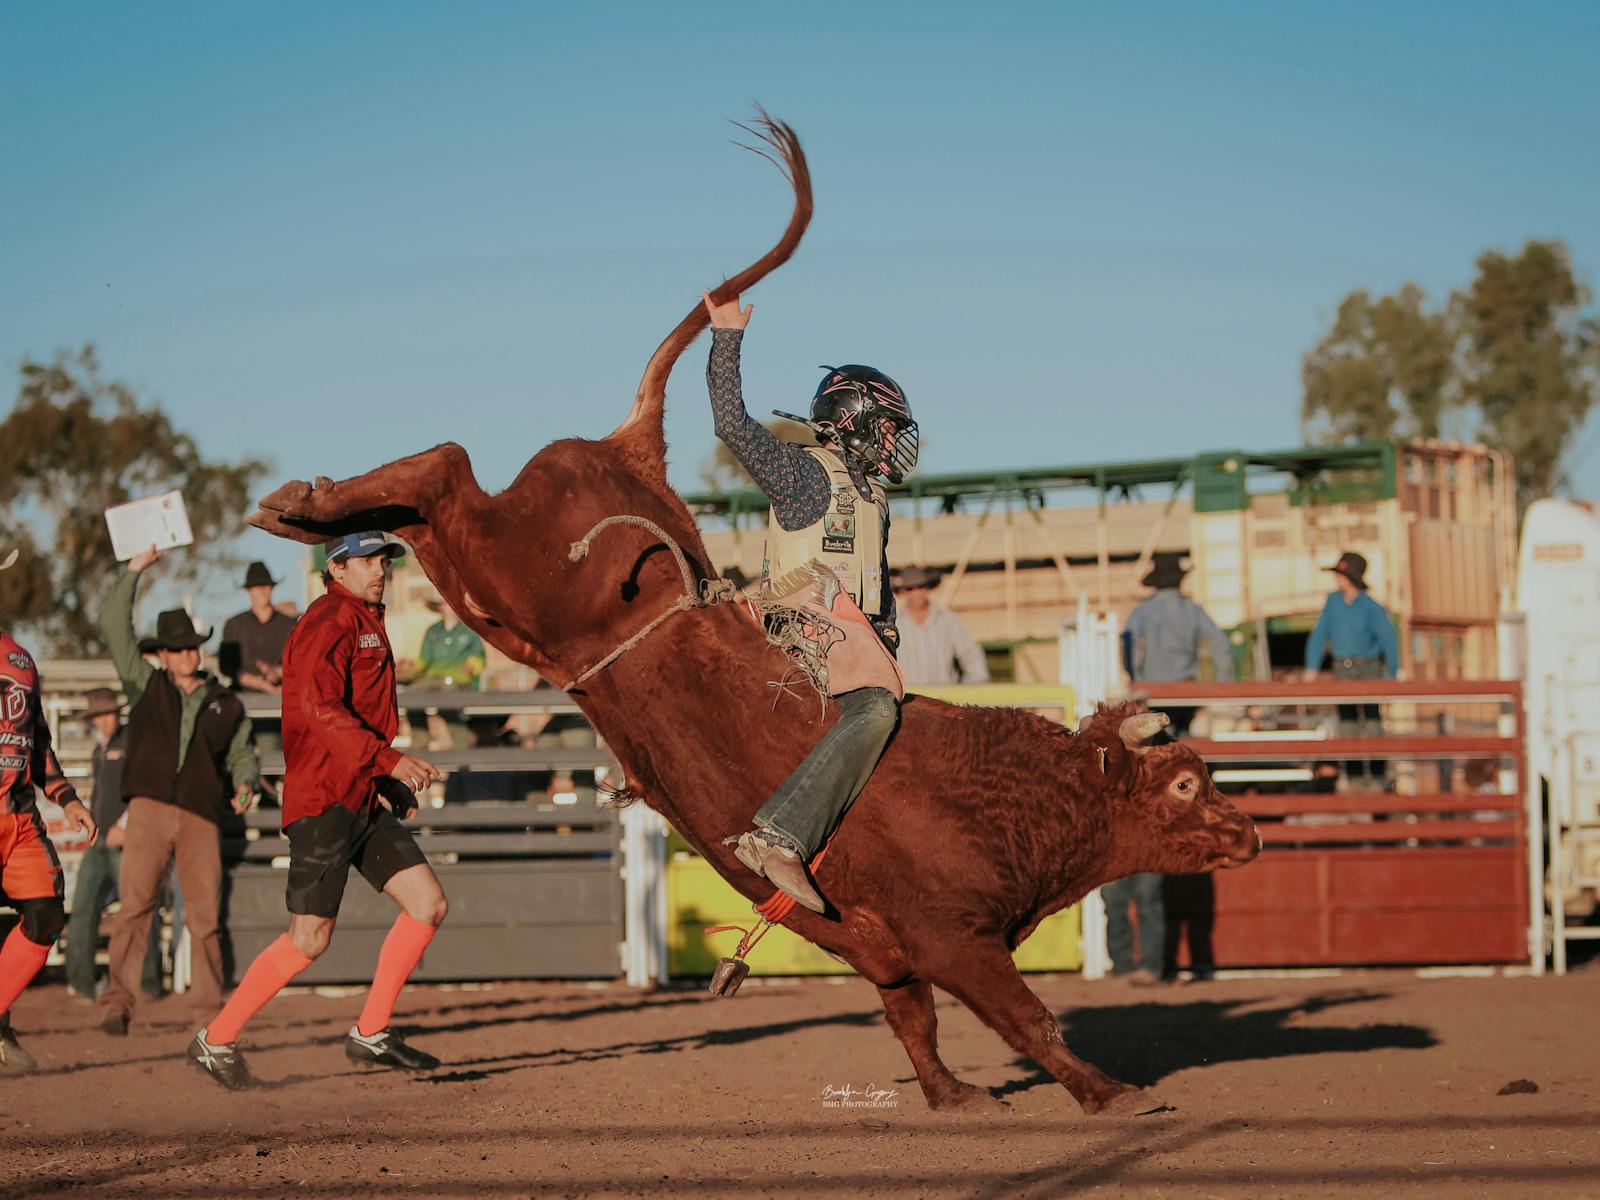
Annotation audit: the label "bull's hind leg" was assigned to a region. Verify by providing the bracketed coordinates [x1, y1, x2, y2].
[936, 944, 1159, 1115]
[255, 443, 475, 528]
[877, 980, 999, 1112]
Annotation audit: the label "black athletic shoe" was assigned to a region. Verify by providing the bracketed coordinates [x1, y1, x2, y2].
[186, 1028, 257, 1090]
[0, 1017, 37, 1074]
[99, 1007, 129, 1037]
[344, 1026, 440, 1070]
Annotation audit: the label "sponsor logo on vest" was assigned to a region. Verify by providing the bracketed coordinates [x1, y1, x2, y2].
[358, 632, 384, 649]
[822, 511, 857, 555]
[7, 651, 32, 671]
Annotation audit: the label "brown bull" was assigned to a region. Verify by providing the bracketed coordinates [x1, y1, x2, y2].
[248, 116, 1259, 1113]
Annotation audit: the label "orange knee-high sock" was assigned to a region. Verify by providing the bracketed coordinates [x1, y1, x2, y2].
[0, 925, 52, 1018]
[206, 934, 313, 1045]
[357, 913, 436, 1037]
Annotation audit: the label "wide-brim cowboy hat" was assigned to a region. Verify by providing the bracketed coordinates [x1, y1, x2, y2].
[892, 565, 943, 591]
[138, 608, 212, 653]
[1141, 552, 1189, 590]
[242, 560, 278, 588]
[1325, 552, 1369, 590]
[79, 687, 124, 719]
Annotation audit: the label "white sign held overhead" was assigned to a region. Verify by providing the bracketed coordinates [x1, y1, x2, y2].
[105, 491, 194, 562]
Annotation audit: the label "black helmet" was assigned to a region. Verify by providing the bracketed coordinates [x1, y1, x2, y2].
[807, 364, 919, 484]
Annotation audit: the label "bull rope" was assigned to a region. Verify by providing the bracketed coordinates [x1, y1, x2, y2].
[562, 513, 838, 701]
[562, 515, 737, 691]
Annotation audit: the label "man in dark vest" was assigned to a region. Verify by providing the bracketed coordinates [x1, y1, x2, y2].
[97, 547, 259, 1036]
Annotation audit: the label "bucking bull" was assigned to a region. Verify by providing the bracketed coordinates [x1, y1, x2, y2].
[248, 116, 1260, 1114]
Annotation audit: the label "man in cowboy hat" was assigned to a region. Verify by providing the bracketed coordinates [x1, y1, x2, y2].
[219, 561, 298, 696]
[400, 596, 486, 751]
[1111, 551, 1234, 985]
[0, 548, 97, 1071]
[220, 559, 298, 761]
[1305, 552, 1398, 680]
[891, 565, 990, 687]
[1305, 551, 1398, 785]
[96, 547, 258, 1036]
[63, 688, 164, 1001]
[1123, 552, 1234, 736]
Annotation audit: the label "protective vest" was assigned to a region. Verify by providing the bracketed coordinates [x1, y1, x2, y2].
[764, 447, 887, 616]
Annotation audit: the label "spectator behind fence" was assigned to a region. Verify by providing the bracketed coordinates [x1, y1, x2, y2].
[1111, 552, 1233, 986]
[97, 547, 259, 1037]
[1122, 552, 1234, 736]
[443, 716, 538, 805]
[400, 598, 486, 750]
[1305, 551, 1397, 786]
[891, 566, 989, 687]
[63, 689, 162, 1003]
[219, 560, 297, 756]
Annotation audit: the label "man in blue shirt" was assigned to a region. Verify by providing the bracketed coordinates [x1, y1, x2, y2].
[1305, 552, 1397, 786]
[1304, 552, 1399, 680]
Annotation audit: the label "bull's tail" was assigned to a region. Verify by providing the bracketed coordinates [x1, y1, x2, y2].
[610, 112, 814, 486]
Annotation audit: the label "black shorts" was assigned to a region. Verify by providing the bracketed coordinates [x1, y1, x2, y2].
[285, 804, 428, 918]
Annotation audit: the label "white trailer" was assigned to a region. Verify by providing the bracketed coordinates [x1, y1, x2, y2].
[1509, 498, 1600, 970]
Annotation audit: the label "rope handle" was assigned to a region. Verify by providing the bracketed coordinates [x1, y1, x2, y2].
[562, 514, 741, 690]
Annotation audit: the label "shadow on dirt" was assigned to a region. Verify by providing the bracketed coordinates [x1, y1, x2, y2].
[995, 988, 1434, 1097]
[421, 1006, 885, 1084]
[22, 991, 709, 1080]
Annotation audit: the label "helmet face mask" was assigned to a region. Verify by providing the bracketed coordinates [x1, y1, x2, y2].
[809, 365, 919, 484]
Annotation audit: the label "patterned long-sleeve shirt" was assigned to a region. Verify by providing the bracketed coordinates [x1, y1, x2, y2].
[707, 327, 897, 638]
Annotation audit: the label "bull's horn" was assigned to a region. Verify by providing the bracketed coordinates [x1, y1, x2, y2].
[1119, 711, 1169, 750]
[0, 548, 17, 571]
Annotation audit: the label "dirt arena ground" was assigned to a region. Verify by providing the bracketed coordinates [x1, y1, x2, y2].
[2, 970, 1597, 1199]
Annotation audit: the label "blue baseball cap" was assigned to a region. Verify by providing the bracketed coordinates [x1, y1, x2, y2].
[325, 531, 403, 563]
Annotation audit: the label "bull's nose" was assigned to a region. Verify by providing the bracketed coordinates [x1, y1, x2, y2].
[1227, 820, 1262, 865]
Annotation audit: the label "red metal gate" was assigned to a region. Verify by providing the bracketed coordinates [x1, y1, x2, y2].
[1140, 680, 1529, 968]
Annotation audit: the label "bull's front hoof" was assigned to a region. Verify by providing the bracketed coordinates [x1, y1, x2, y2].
[1087, 1086, 1172, 1116]
[927, 1082, 1003, 1113]
[257, 478, 316, 516]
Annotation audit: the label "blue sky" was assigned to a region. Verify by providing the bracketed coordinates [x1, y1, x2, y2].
[3, 2, 1597, 614]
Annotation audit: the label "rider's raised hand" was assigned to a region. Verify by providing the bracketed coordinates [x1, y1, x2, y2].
[703, 292, 753, 330]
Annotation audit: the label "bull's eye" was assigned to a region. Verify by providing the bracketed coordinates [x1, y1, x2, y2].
[1175, 777, 1193, 794]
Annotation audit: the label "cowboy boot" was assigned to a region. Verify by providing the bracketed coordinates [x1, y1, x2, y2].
[733, 831, 770, 879]
[756, 841, 826, 914]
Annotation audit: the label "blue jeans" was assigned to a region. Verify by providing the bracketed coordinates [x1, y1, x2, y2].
[1104, 871, 1165, 976]
[65, 844, 163, 997]
[754, 687, 900, 857]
